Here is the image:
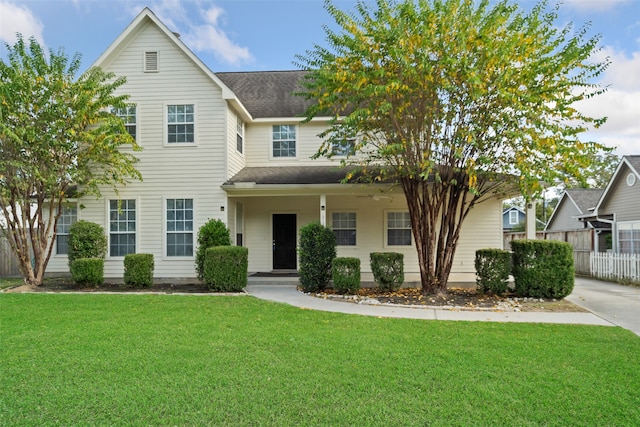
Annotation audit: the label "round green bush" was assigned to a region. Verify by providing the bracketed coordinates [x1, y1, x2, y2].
[370, 252, 404, 292]
[195, 219, 231, 281]
[332, 257, 361, 294]
[70, 258, 104, 287]
[298, 222, 337, 292]
[68, 220, 107, 265]
[475, 249, 511, 295]
[124, 253, 154, 288]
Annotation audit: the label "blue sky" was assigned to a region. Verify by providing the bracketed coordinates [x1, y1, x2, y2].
[1, 0, 639, 155]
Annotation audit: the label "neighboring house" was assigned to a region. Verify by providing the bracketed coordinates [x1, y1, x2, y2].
[545, 188, 604, 231]
[502, 207, 526, 231]
[46, 8, 511, 283]
[578, 155, 640, 254]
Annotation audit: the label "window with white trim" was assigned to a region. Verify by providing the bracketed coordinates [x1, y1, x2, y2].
[331, 138, 355, 157]
[109, 199, 136, 257]
[236, 116, 244, 154]
[167, 104, 194, 143]
[112, 105, 136, 140]
[332, 212, 356, 246]
[387, 211, 411, 246]
[509, 210, 519, 225]
[56, 205, 77, 255]
[166, 199, 194, 256]
[272, 125, 296, 157]
[618, 222, 640, 254]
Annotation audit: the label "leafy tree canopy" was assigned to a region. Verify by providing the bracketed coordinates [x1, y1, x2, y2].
[0, 35, 142, 286]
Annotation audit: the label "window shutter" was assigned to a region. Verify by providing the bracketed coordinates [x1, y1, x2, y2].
[144, 51, 158, 72]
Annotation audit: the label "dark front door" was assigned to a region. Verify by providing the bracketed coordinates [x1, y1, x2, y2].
[273, 214, 297, 270]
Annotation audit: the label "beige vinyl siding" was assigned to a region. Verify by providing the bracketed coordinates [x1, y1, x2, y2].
[599, 164, 640, 221]
[546, 198, 582, 231]
[51, 21, 230, 278]
[226, 109, 245, 178]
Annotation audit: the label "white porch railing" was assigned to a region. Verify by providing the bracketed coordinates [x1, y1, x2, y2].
[590, 252, 640, 282]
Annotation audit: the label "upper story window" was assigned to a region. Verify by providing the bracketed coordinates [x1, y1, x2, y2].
[332, 138, 355, 157]
[109, 199, 136, 257]
[144, 51, 159, 72]
[509, 210, 519, 225]
[387, 211, 411, 246]
[272, 125, 296, 158]
[236, 116, 244, 154]
[332, 212, 356, 246]
[56, 205, 77, 255]
[112, 105, 137, 140]
[166, 198, 194, 257]
[167, 104, 194, 144]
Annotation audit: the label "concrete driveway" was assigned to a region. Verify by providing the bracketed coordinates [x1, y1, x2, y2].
[567, 277, 640, 336]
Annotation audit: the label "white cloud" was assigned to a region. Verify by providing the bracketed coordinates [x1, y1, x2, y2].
[563, 0, 632, 12]
[0, 1, 44, 46]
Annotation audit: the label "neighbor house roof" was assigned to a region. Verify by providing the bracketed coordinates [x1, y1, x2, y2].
[564, 188, 604, 214]
[216, 71, 313, 119]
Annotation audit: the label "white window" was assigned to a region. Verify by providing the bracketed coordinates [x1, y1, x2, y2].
[618, 222, 640, 254]
[387, 212, 411, 246]
[331, 138, 355, 157]
[167, 104, 194, 144]
[332, 212, 356, 246]
[56, 205, 77, 255]
[109, 199, 136, 257]
[272, 125, 296, 157]
[236, 116, 244, 154]
[112, 105, 136, 140]
[166, 199, 194, 256]
[144, 51, 158, 72]
[509, 210, 519, 225]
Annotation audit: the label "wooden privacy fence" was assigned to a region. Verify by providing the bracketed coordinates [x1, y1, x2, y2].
[590, 252, 640, 282]
[503, 229, 593, 275]
[0, 234, 22, 277]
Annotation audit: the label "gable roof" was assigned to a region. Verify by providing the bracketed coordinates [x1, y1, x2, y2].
[545, 188, 603, 230]
[216, 71, 314, 119]
[592, 155, 640, 215]
[91, 7, 251, 120]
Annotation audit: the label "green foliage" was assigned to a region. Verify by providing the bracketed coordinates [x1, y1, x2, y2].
[297, 0, 610, 293]
[0, 35, 141, 286]
[298, 222, 337, 292]
[203, 246, 248, 292]
[70, 258, 104, 287]
[370, 252, 404, 292]
[332, 257, 361, 294]
[195, 219, 231, 281]
[511, 239, 574, 298]
[475, 249, 511, 295]
[68, 220, 107, 265]
[124, 254, 154, 288]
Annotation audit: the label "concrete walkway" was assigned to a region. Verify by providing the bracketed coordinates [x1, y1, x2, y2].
[246, 278, 614, 328]
[567, 277, 640, 336]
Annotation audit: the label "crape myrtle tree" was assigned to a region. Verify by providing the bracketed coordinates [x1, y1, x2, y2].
[297, 0, 610, 294]
[0, 35, 142, 287]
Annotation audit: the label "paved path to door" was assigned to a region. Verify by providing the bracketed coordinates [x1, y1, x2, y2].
[567, 277, 640, 336]
[246, 279, 613, 328]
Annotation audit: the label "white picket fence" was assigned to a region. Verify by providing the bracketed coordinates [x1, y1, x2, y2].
[590, 252, 640, 282]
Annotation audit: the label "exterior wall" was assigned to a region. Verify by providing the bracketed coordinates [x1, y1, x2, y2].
[47, 21, 228, 278]
[546, 197, 582, 231]
[226, 108, 246, 179]
[502, 208, 525, 230]
[238, 193, 502, 283]
[599, 164, 640, 221]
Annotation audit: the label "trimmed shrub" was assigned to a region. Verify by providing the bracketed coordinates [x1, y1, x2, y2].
[195, 219, 231, 281]
[203, 246, 248, 292]
[298, 222, 337, 293]
[124, 253, 154, 288]
[370, 252, 404, 292]
[68, 220, 107, 265]
[475, 249, 511, 295]
[332, 257, 361, 294]
[511, 239, 574, 298]
[70, 258, 104, 287]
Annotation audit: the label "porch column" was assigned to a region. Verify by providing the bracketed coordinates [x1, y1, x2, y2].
[320, 194, 327, 226]
[526, 199, 536, 239]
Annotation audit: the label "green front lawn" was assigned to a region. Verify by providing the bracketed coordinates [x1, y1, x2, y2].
[1, 294, 639, 425]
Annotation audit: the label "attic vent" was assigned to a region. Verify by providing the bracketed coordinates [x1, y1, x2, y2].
[144, 51, 158, 72]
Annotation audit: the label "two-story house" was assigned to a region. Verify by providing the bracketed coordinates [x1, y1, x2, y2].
[46, 8, 507, 284]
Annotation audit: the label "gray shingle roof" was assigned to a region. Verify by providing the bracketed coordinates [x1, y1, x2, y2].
[224, 166, 360, 185]
[624, 155, 640, 175]
[565, 188, 604, 214]
[216, 70, 313, 119]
